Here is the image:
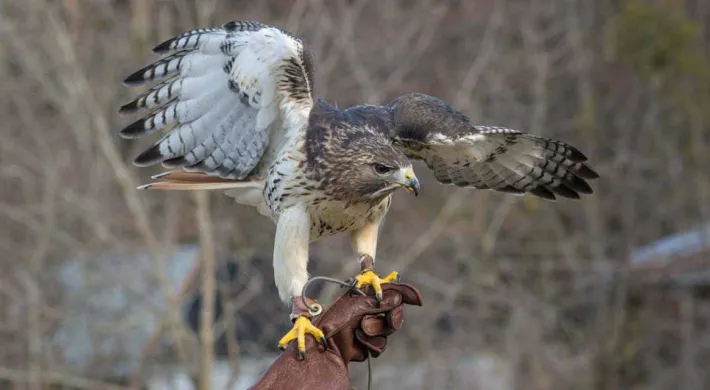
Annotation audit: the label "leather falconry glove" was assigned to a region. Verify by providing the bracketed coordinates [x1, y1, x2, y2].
[249, 283, 423, 390]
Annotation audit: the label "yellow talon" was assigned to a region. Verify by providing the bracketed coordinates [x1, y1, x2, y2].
[277, 316, 327, 360]
[354, 270, 400, 303]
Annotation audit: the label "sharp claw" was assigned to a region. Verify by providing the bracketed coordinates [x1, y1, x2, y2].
[279, 316, 325, 360]
[355, 270, 399, 304]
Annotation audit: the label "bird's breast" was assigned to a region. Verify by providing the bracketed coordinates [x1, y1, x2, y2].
[307, 196, 391, 241]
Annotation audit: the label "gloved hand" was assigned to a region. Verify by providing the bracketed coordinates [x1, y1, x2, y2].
[249, 283, 423, 390]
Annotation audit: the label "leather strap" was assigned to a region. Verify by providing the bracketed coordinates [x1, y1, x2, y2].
[358, 254, 374, 271]
[290, 296, 318, 321]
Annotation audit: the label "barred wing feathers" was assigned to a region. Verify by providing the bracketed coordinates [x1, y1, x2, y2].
[387, 93, 598, 200]
[118, 21, 315, 180]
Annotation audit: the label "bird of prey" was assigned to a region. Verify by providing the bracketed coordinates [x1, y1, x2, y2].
[118, 21, 598, 357]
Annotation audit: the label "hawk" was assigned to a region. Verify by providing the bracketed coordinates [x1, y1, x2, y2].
[119, 21, 598, 357]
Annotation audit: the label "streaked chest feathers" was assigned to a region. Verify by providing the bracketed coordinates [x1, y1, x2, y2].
[264, 145, 392, 240]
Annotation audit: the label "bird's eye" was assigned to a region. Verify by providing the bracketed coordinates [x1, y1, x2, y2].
[372, 163, 394, 175]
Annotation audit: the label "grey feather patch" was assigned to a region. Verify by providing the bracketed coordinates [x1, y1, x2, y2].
[175, 102, 267, 179]
[216, 126, 269, 179]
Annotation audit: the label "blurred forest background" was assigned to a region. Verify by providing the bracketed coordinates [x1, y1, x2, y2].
[1, 0, 710, 389]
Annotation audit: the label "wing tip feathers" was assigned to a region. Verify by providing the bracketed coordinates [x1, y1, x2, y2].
[550, 183, 581, 199]
[567, 175, 594, 194]
[577, 164, 600, 180]
[118, 100, 139, 114]
[122, 69, 149, 86]
[565, 145, 589, 163]
[529, 186, 556, 201]
[133, 145, 164, 167]
[118, 118, 149, 139]
[153, 39, 175, 54]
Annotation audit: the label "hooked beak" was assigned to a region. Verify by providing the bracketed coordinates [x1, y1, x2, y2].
[401, 168, 420, 197]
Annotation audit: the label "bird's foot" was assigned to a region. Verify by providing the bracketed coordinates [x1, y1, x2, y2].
[277, 297, 327, 360]
[353, 255, 400, 303]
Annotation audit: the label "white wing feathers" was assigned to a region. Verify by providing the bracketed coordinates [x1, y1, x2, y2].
[118, 21, 314, 180]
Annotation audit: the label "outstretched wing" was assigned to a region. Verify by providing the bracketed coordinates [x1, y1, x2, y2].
[118, 21, 315, 180]
[385, 93, 599, 200]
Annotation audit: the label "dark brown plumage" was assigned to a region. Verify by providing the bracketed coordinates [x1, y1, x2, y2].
[301, 101, 406, 199]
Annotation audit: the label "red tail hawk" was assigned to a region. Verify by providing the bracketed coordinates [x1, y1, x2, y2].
[119, 21, 598, 357]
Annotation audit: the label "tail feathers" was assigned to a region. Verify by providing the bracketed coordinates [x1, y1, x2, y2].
[149, 170, 238, 183]
[138, 182, 253, 190]
[138, 170, 264, 191]
[138, 170, 269, 215]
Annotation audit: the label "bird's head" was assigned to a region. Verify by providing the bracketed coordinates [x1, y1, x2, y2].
[320, 127, 420, 201]
[365, 162, 420, 199]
